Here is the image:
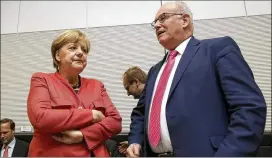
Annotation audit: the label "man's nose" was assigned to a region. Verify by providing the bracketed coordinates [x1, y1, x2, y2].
[154, 21, 162, 30]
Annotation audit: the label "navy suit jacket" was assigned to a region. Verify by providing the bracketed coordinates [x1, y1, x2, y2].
[128, 36, 267, 156]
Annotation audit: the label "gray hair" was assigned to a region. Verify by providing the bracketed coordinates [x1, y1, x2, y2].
[175, 1, 194, 24]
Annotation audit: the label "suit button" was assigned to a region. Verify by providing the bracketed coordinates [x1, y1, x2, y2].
[78, 106, 83, 109]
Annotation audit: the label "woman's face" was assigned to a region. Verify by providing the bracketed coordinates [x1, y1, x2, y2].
[56, 42, 88, 74]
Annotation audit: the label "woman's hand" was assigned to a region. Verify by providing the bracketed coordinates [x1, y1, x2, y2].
[92, 109, 105, 123]
[52, 130, 83, 144]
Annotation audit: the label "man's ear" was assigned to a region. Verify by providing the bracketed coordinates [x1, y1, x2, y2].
[182, 14, 190, 28]
[134, 78, 140, 87]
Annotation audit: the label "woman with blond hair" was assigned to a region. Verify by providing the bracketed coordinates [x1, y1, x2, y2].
[27, 29, 122, 157]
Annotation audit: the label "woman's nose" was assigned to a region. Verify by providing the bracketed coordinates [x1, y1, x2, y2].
[76, 49, 83, 57]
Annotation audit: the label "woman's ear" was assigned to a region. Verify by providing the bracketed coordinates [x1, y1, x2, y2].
[55, 50, 60, 62]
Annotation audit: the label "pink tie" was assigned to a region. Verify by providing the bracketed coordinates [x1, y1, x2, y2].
[3, 145, 8, 157]
[149, 50, 179, 147]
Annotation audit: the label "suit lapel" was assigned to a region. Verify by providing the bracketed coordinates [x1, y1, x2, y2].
[168, 36, 200, 98]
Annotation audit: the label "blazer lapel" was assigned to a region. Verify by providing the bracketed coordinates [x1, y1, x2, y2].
[168, 36, 200, 98]
[54, 72, 84, 107]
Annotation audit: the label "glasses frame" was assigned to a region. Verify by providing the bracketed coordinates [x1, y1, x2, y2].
[125, 80, 136, 91]
[151, 13, 184, 29]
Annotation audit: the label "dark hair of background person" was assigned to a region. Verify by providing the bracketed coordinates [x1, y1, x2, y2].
[0, 118, 15, 131]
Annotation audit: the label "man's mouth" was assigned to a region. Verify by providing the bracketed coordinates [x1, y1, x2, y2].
[157, 30, 165, 36]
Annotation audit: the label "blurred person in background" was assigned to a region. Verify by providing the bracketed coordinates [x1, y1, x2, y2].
[127, 1, 266, 157]
[119, 66, 147, 155]
[123, 66, 147, 100]
[1, 118, 29, 157]
[27, 29, 122, 157]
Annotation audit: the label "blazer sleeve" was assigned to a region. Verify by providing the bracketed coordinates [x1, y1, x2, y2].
[214, 37, 267, 156]
[27, 72, 94, 133]
[80, 81, 122, 150]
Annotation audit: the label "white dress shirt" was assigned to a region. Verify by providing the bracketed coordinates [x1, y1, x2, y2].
[148, 37, 192, 153]
[1, 138, 16, 157]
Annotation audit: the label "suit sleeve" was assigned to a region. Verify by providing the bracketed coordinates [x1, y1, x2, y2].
[128, 92, 145, 145]
[80, 82, 122, 150]
[214, 37, 267, 156]
[27, 72, 94, 133]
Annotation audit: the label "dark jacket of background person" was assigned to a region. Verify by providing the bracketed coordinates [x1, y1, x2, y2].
[1, 139, 29, 157]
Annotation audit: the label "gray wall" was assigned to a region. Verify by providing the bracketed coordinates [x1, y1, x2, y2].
[1, 14, 271, 133]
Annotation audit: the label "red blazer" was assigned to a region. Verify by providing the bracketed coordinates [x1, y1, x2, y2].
[27, 72, 122, 157]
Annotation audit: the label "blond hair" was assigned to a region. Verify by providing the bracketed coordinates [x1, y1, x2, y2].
[51, 29, 91, 70]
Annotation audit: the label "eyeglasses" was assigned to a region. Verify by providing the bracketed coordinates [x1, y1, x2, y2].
[125, 84, 131, 91]
[151, 13, 184, 29]
[125, 81, 135, 91]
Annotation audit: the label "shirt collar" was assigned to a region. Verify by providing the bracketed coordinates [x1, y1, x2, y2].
[166, 36, 192, 60]
[2, 137, 16, 150]
[175, 36, 192, 54]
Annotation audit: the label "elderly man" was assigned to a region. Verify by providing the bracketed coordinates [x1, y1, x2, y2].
[1, 118, 29, 157]
[127, 1, 266, 157]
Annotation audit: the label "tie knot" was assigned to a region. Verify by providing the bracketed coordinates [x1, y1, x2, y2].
[168, 50, 178, 60]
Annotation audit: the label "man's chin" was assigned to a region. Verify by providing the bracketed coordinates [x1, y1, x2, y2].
[133, 96, 140, 99]
[159, 38, 170, 47]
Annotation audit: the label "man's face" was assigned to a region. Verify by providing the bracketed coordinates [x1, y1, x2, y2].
[0, 122, 15, 145]
[153, 3, 186, 50]
[123, 78, 143, 99]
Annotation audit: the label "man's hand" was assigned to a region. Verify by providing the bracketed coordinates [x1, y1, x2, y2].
[52, 130, 83, 144]
[126, 143, 141, 157]
[92, 109, 105, 123]
[118, 141, 129, 154]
